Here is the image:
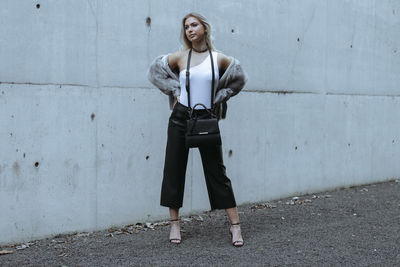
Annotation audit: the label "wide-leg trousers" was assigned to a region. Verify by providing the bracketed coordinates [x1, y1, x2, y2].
[160, 102, 237, 210]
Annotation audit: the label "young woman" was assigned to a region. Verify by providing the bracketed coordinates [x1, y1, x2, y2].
[148, 12, 247, 247]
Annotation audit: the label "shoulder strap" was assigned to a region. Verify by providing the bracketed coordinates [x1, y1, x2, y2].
[185, 49, 192, 109]
[209, 49, 215, 109]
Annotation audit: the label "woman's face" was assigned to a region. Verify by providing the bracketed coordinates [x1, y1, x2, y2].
[184, 16, 206, 43]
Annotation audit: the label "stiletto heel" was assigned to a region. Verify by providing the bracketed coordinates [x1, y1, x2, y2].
[169, 218, 181, 244]
[230, 222, 244, 247]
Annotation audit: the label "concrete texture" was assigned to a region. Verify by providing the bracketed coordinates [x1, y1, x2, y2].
[0, 180, 399, 266]
[1, 0, 400, 244]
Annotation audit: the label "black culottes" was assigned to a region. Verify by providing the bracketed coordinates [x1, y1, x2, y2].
[160, 102, 237, 210]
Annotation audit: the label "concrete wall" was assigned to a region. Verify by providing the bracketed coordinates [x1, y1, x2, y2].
[1, 0, 399, 244]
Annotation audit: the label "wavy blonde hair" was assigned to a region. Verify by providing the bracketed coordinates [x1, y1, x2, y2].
[180, 12, 215, 51]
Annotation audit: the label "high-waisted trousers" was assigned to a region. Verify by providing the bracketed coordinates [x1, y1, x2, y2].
[160, 102, 237, 210]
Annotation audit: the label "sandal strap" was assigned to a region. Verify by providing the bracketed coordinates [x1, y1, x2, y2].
[232, 240, 244, 247]
[170, 218, 180, 222]
[231, 222, 240, 225]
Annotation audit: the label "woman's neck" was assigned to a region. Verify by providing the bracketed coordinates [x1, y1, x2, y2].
[191, 40, 208, 53]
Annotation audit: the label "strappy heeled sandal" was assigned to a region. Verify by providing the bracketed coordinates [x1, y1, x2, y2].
[169, 218, 181, 244]
[230, 222, 244, 247]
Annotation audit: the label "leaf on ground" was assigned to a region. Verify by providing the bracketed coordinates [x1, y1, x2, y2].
[0, 250, 14, 255]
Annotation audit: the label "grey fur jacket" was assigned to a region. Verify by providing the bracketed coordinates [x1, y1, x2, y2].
[147, 53, 248, 119]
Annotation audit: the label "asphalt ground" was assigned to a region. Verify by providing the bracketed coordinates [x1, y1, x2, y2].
[1, 179, 399, 266]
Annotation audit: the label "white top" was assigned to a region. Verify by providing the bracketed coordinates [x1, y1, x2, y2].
[179, 52, 219, 109]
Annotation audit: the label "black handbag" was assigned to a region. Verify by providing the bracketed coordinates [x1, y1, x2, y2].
[185, 46, 222, 148]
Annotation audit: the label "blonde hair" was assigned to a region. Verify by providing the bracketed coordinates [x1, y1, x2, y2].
[180, 12, 215, 51]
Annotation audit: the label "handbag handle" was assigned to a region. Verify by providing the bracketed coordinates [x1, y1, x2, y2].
[185, 44, 216, 110]
[189, 103, 216, 118]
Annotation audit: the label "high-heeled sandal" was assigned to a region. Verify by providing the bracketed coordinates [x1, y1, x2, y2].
[230, 222, 244, 247]
[169, 218, 181, 244]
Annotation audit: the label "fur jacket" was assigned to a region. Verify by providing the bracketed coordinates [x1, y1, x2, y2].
[147, 53, 248, 119]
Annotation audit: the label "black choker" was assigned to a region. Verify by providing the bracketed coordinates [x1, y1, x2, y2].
[192, 47, 208, 53]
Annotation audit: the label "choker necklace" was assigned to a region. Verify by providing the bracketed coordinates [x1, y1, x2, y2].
[192, 46, 208, 53]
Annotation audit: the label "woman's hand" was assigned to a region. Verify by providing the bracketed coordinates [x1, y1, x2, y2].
[173, 96, 180, 107]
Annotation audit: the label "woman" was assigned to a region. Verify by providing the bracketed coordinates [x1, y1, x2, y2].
[148, 12, 247, 247]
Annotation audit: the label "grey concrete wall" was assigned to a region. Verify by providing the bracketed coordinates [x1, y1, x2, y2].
[1, 0, 399, 244]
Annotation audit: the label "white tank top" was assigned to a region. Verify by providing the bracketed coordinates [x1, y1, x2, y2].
[179, 52, 219, 109]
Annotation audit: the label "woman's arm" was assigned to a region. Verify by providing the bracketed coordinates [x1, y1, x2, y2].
[147, 53, 181, 97]
[167, 51, 181, 73]
[167, 51, 184, 102]
[217, 53, 232, 78]
[214, 55, 247, 104]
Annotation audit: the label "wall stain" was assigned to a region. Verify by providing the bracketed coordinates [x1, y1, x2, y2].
[64, 160, 80, 191]
[127, 155, 133, 169]
[13, 162, 20, 176]
[146, 17, 151, 27]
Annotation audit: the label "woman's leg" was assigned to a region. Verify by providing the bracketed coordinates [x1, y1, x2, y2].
[160, 106, 190, 209]
[199, 145, 243, 246]
[226, 206, 244, 246]
[198, 145, 237, 210]
[169, 208, 181, 244]
[161, 103, 190, 243]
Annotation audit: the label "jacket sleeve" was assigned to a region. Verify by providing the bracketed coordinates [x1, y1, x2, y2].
[147, 55, 181, 98]
[214, 57, 248, 104]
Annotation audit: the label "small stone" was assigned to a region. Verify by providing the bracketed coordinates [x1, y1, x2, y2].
[16, 244, 29, 250]
[286, 200, 295, 205]
[51, 240, 65, 244]
[76, 232, 90, 237]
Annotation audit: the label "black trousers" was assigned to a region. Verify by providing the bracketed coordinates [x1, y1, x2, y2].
[160, 102, 237, 210]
